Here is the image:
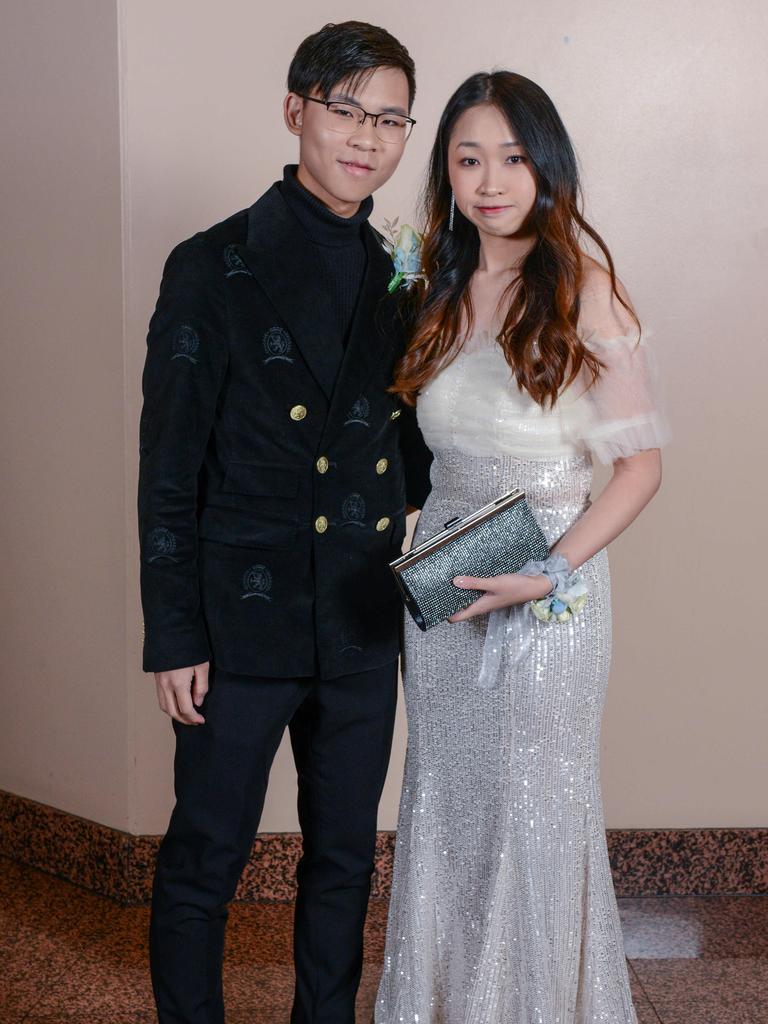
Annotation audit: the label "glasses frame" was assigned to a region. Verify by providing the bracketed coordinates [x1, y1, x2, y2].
[298, 94, 416, 144]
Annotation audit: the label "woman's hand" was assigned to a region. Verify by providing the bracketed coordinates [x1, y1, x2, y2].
[448, 573, 552, 622]
[446, 446, 664, 625]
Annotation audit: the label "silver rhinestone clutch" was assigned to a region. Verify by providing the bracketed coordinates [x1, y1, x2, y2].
[390, 489, 550, 631]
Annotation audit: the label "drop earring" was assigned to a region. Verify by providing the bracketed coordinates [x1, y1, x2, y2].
[448, 192, 456, 232]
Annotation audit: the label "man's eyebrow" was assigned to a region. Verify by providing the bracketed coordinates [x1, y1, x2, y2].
[456, 140, 522, 149]
[329, 92, 409, 116]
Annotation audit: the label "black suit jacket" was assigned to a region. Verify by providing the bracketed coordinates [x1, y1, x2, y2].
[138, 182, 432, 678]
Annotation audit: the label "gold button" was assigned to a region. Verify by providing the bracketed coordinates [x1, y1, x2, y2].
[314, 516, 328, 534]
[376, 517, 391, 532]
[390, 409, 401, 420]
[290, 405, 307, 421]
[376, 458, 389, 475]
[316, 456, 329, 474]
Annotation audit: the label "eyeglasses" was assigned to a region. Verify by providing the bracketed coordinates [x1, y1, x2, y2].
[299, 95, 416, 144]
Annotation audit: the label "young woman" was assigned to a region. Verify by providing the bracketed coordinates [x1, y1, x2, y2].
[375, 72, 668, 1023]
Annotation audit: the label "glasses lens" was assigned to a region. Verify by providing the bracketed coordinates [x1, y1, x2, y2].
[374, 115, 411, 144]
[326, 103, 363, 133]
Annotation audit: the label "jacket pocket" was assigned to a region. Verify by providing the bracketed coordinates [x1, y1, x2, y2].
[222, 462, 299, 499]
[198, 506, 298, 550]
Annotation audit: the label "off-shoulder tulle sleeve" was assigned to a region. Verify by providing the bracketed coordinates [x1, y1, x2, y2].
[570, 330, 671, 463]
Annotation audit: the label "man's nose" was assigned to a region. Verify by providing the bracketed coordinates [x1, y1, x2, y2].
[348, 116, 379, 149]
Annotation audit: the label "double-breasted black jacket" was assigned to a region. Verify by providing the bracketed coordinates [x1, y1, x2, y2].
[138, 182, 432, 679]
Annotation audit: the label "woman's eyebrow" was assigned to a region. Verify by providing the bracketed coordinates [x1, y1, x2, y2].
[456, 140, 522, 148]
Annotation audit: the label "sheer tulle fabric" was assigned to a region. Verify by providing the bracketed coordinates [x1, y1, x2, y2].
[415, 329, 669, 464]
[574, 331, 670, 463]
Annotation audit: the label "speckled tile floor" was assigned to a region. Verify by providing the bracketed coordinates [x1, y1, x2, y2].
[1, 855, 766, 1023]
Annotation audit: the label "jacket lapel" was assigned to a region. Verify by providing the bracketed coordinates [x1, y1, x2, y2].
[234, 185, 342, 400]
[319, 225, 397, 446]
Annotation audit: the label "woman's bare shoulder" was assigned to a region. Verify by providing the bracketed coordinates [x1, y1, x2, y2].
[578, 255, 636, 339]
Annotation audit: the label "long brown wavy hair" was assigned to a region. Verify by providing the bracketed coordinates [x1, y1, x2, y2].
[392, 71, 637, 408]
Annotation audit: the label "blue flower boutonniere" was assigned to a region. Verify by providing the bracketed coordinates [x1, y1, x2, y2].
[381, 217, 425, 294]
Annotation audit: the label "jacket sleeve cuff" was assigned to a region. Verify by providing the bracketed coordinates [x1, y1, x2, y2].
[141, 622, 211, 674]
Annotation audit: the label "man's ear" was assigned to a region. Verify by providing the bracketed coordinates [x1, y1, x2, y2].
[284, 93, 304, 136]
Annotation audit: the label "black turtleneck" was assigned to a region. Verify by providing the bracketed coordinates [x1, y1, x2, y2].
[279, 165, 371, 349]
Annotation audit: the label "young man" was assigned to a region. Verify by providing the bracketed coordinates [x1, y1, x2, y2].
[138, 20, 432, 1024]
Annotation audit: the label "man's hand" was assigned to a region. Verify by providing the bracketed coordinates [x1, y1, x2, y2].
[154, 663, 209, 725]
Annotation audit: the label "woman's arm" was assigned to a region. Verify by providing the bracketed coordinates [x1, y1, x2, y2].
[448, 448, 661, 621]
[450, 261, 667, 621]
[551, 447, 661, 568]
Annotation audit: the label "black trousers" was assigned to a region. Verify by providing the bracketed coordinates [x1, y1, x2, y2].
[149, 660, 398, 1024]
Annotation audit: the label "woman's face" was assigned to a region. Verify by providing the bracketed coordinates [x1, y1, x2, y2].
[447, 103, 537, 240]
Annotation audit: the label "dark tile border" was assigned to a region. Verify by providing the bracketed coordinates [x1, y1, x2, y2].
[607, 828, 768, 897]
[2, 789, 766, 905]
[0, 788, 135, 902]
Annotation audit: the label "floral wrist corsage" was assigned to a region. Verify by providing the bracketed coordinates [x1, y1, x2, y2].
[530, 578, 589, 623]
[518, 553, 590, 624]
[380, 218, 424, 293]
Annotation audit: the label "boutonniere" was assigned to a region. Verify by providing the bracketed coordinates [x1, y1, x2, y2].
[381, 217, 425, 293]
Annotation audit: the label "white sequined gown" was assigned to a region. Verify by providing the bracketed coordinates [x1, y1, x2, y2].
[376, 326, 669, 1024]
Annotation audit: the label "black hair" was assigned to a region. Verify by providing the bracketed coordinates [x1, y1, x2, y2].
[287, 21, 416, 110]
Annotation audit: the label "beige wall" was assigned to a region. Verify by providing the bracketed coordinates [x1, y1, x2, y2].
[0, 1, 128, 828]
[2, 0, 767, 835]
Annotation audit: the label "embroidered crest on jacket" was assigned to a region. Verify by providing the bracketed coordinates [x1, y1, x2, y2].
[262, 326, 294, 364]
[345, 396, 370, 427]
[171, 325, 200, 363]
[341, 493, 367, 527]
[147, 527, 179, 563]
[223, 244, 252, 278]
[338, 626, 363, 654]
[241, 564, 273, 601]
